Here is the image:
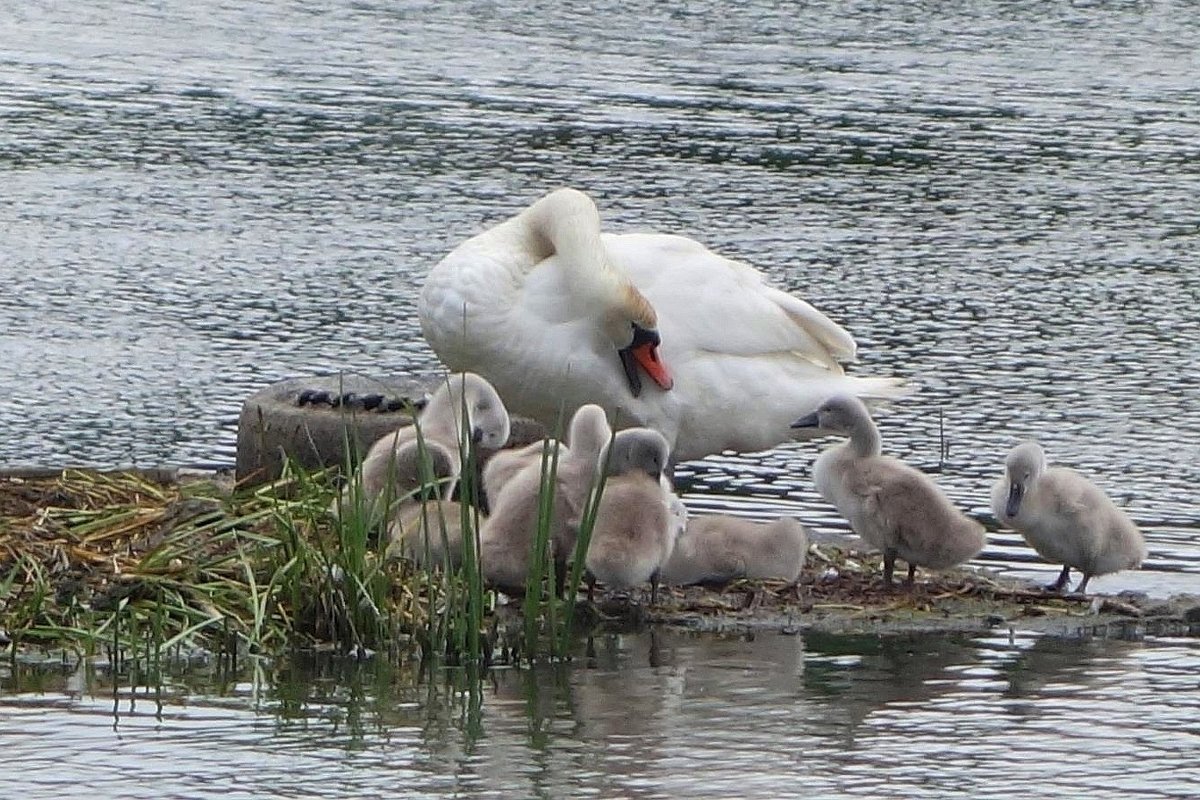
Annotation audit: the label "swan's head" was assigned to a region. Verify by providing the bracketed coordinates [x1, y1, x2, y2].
[790, 394, 874, 438]
[443, 372, 512, 450]
[525, 188, 673, 398]
[1002, 440, 1047, 518]
[603, 426, 670, 479]
[607, 286, 673, 398]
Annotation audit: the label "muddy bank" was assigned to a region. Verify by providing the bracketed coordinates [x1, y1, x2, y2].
[577, 560, 1200, 640]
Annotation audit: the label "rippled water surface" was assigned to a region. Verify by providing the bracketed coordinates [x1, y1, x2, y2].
[2, 0, 1197, 593]
[3, 630, 1199, 799]
[1, 3, 1199, 793]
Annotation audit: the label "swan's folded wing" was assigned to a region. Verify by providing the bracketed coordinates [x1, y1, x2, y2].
[607, 232, 856, 369]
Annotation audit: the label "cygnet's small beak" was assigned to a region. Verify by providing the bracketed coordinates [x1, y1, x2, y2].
[471, 426, 484, 445]
[1005, 482, 1024, 519]
[790, 412, 820, 429]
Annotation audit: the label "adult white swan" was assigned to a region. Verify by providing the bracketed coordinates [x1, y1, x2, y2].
[419, 188, 907, 464]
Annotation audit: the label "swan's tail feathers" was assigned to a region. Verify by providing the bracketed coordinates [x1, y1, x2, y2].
[849, 375, 918, 403]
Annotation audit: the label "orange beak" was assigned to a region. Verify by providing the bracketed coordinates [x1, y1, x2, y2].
[631, 340, 673, 391]
[619, 324, 673, 397]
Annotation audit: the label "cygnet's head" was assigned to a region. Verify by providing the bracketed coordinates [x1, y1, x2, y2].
[444, 372, 511, 449]
[603, 427, 670, 479]
[790, 394, 873, 436]
[1002, 440, 1047, 517]
[567, 404, 612, 457]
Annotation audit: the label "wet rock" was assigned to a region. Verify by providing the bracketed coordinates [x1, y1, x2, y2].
[236, 373, 550, 487]
[236, 373, 434, 486]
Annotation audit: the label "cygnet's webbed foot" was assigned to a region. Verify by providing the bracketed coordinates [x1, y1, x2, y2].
[1044, 565, 1072, 593]
[905, 562, 917, 588]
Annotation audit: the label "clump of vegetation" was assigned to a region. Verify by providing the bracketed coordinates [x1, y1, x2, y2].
[0, 412, 619, 667]
[0, 465, 505, 663]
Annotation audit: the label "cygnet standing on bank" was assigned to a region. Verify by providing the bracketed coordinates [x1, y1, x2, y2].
[992, 440, 1146, 594]
[792, 394, 985, 586]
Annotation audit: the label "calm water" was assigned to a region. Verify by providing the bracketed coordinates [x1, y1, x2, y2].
[2, 629, 1199, 799]
[1, 2, 1199, 793]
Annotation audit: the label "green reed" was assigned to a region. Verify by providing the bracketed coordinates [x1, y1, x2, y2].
[554, 426, 617, 658]
[520, 414, 565, 660]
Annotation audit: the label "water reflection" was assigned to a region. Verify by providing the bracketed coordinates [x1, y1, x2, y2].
[4, 629, 1198, 798]
[4, 0, 1197, 596]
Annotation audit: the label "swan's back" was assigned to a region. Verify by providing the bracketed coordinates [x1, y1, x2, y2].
[605, 232, 857, 368]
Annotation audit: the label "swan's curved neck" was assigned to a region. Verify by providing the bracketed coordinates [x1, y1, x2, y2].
[522, 189, 620, 292]
[849, 422, 882, 458]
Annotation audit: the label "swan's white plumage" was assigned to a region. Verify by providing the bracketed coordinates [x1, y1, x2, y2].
[419, 189, 907, 464]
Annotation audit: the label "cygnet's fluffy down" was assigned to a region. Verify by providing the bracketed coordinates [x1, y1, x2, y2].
[479, 405, 611, 594]
[334, 372, 510, 525]
[992, 440, 1146, 594]
[482, 404, 609, 509]
[387, 500, 482, 569]
[792, 394, 985, 586]
[583, 427, 678, 602]
[661, 515, 808, 586]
